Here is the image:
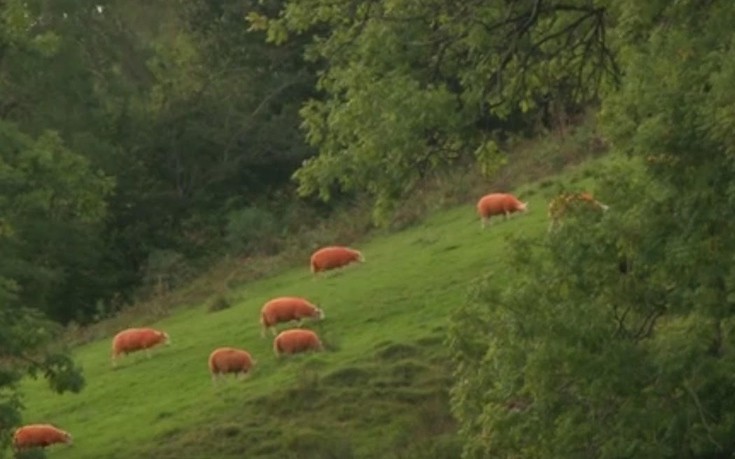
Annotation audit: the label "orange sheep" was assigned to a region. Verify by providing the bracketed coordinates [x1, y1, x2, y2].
[260, 296, 324, 337]
[13, 424, 72, 451]
[111, 327, 170, 367]
[547, 191, 609, 232]
[476, 193, 528, 228]
[208, 347, 256, 384]
[273, 329, 324, 357]
[310, 246, 364, 274]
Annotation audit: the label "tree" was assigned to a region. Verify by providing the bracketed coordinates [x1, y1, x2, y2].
[0, 0, 139, 322]
[449, 1, 735, 457]
[254, 0, 618, 221]
[0, 122, 114, 322]
[0, 302, 85, 456]
[0, 5, 90, 452]
[1, 0, 319, 322]
[133, 0, 317, 253]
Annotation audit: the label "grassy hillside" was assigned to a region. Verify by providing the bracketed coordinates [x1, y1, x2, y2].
[17, 155, 611, 459]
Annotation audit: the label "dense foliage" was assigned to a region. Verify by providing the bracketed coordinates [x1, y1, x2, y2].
[445, 1, 735, 457]
[0, 0, 318, 325]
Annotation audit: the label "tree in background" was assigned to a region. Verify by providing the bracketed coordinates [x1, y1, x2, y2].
[253, 0, 617, 221]
[0, 0, 318, 324]
[0, 125, 114, 323]
[0, 0, 116, 324]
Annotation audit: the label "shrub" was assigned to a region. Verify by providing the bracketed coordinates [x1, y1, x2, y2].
[206, 293, 232, 313]
[224, 207, 280, 256]
[140, 249, 192, 296]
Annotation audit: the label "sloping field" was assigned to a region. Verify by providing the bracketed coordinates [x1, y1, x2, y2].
[18, 157, 610, 459]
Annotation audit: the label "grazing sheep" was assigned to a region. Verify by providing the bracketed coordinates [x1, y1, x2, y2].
[111, 327, 170, 367]
[260, 296, 324, 337]
[547, 191, 609, 232]
[273, 329, 324, 357]
[310, 246, 364, 274]
[476, 193, 528, 229]
[13, 424, 72, 451]
[208, 347, 256, 384]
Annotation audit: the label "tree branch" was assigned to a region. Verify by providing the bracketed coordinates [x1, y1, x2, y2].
[684, 382, 723, 452]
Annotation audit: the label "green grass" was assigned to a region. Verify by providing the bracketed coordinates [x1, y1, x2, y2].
[18, 156, 613, 459]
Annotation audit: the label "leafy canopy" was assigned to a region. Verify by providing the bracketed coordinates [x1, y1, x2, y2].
[254, 0, 617, 221]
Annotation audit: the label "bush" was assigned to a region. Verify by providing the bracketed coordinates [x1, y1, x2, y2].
[224, 207, 281, 256]
[140, 249, 192, 296]
[206, 293, 232, 313]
